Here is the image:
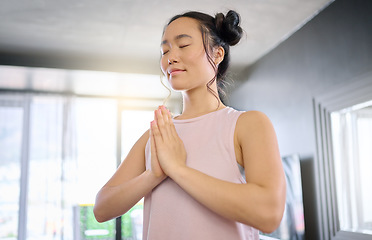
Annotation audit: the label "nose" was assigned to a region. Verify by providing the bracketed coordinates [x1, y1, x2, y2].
[168, 58, 178, 65]
[167, 50, 179, 65]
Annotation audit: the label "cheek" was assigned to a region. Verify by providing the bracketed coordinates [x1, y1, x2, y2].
[192, 52, 215, 76]
[160, 57, 168, 76]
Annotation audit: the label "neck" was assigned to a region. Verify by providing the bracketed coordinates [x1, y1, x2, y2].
[179, 85, 226, 119]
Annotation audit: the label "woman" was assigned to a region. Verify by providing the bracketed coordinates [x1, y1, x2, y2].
[94, 10, 286, 240]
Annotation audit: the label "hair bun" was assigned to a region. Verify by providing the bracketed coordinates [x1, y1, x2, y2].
[215, 10, 243, 46]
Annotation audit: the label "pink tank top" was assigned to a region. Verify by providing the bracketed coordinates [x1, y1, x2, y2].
[143, 107, 259, 240]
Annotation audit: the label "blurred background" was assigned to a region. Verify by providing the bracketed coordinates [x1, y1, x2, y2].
[0, 0, 371, 239]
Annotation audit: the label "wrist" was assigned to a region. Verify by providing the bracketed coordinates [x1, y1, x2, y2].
[145, 170, 167, 186]
[167, 164, 189, 182]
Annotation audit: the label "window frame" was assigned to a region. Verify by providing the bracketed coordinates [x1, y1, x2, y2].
[313, 71, 372, 240]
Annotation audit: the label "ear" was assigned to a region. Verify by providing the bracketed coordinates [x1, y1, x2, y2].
[213, 46, 225, 65]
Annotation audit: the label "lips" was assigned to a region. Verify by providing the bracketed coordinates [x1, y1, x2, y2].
[168, 68, 185, 76]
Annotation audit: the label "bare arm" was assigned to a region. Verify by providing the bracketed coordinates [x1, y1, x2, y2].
[93, 129, 165, 223]
[151, 107, 286, 233]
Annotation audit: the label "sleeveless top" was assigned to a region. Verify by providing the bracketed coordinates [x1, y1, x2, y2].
[143, 107, 259, 240]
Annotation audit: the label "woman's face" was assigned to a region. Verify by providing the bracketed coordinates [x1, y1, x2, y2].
[160, 17, 216, 92]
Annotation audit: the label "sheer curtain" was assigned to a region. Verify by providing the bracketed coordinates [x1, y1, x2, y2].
[0, 93, 78, 240]
[27, 94, 78, 240]
[0, 94, 25, 240]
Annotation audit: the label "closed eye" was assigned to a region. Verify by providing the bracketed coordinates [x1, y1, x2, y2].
[161, 44, 189, 55]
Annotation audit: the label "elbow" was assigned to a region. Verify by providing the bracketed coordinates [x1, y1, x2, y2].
[93, 192, 105, 223]
[258, 209, 284, 234]
[247, 196, 286, 233]
[238, 204, 284, 234]
[93, 192, 124, 223]
[260, 179, 286, 233]
[93, 204, 107, 223]
[93, 204, 116, 223]
[258, 196, 286, 233]
[93, 192, 112, 223]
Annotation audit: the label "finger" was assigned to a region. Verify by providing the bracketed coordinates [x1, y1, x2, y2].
[150, 132, 157, 172]
[156, 107, 171, 140]
[162, 106, 173, 123]
[169, 120, 180, 143]
[150, 121, 165, 177]
[154, 109, 166, 138]
[150, 123, 157, 157]
[155, 108, 165, 127]
[151, 119, 163, 143]
[161, 107, 178, 141]
[161, 105, 174, 132]
[161, 106, 173, 134]
[160, 106, 170, 121]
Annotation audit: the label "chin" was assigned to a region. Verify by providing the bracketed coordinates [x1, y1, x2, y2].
[168, 80, 186, 92]
[169, 85, 185, 92]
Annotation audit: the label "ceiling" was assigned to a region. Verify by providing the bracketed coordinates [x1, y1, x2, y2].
[0, 0, 333, 99]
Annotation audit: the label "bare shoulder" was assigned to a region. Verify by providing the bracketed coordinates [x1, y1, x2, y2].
[236, 110, 279, 159]
[122, 129, 150, 158]
[236, 110, 282, 188]
[237, 110, 271, 122]
[134, 129, 150, 148]
[236, 110, 274, 137]
[123, 129, 150, 165]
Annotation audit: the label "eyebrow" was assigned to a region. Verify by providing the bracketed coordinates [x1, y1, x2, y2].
[161, 34, 192, 46]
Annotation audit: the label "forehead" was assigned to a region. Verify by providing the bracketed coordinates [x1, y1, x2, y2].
[162, 17, 202, 40]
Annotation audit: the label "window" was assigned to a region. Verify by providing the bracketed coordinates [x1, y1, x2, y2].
[0, 95, 158, 240]
[26, 96, 77, 240]
[121, 110, 153, 160]
[331, 101, 372, 234]
[313, 71, 372, 240]
[0, 97, 23, 240]
[0, 94, 78, 240]
[76, 98, 117, 205]
[0, 65, 182, 240]
[76, 97, 118, 240]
